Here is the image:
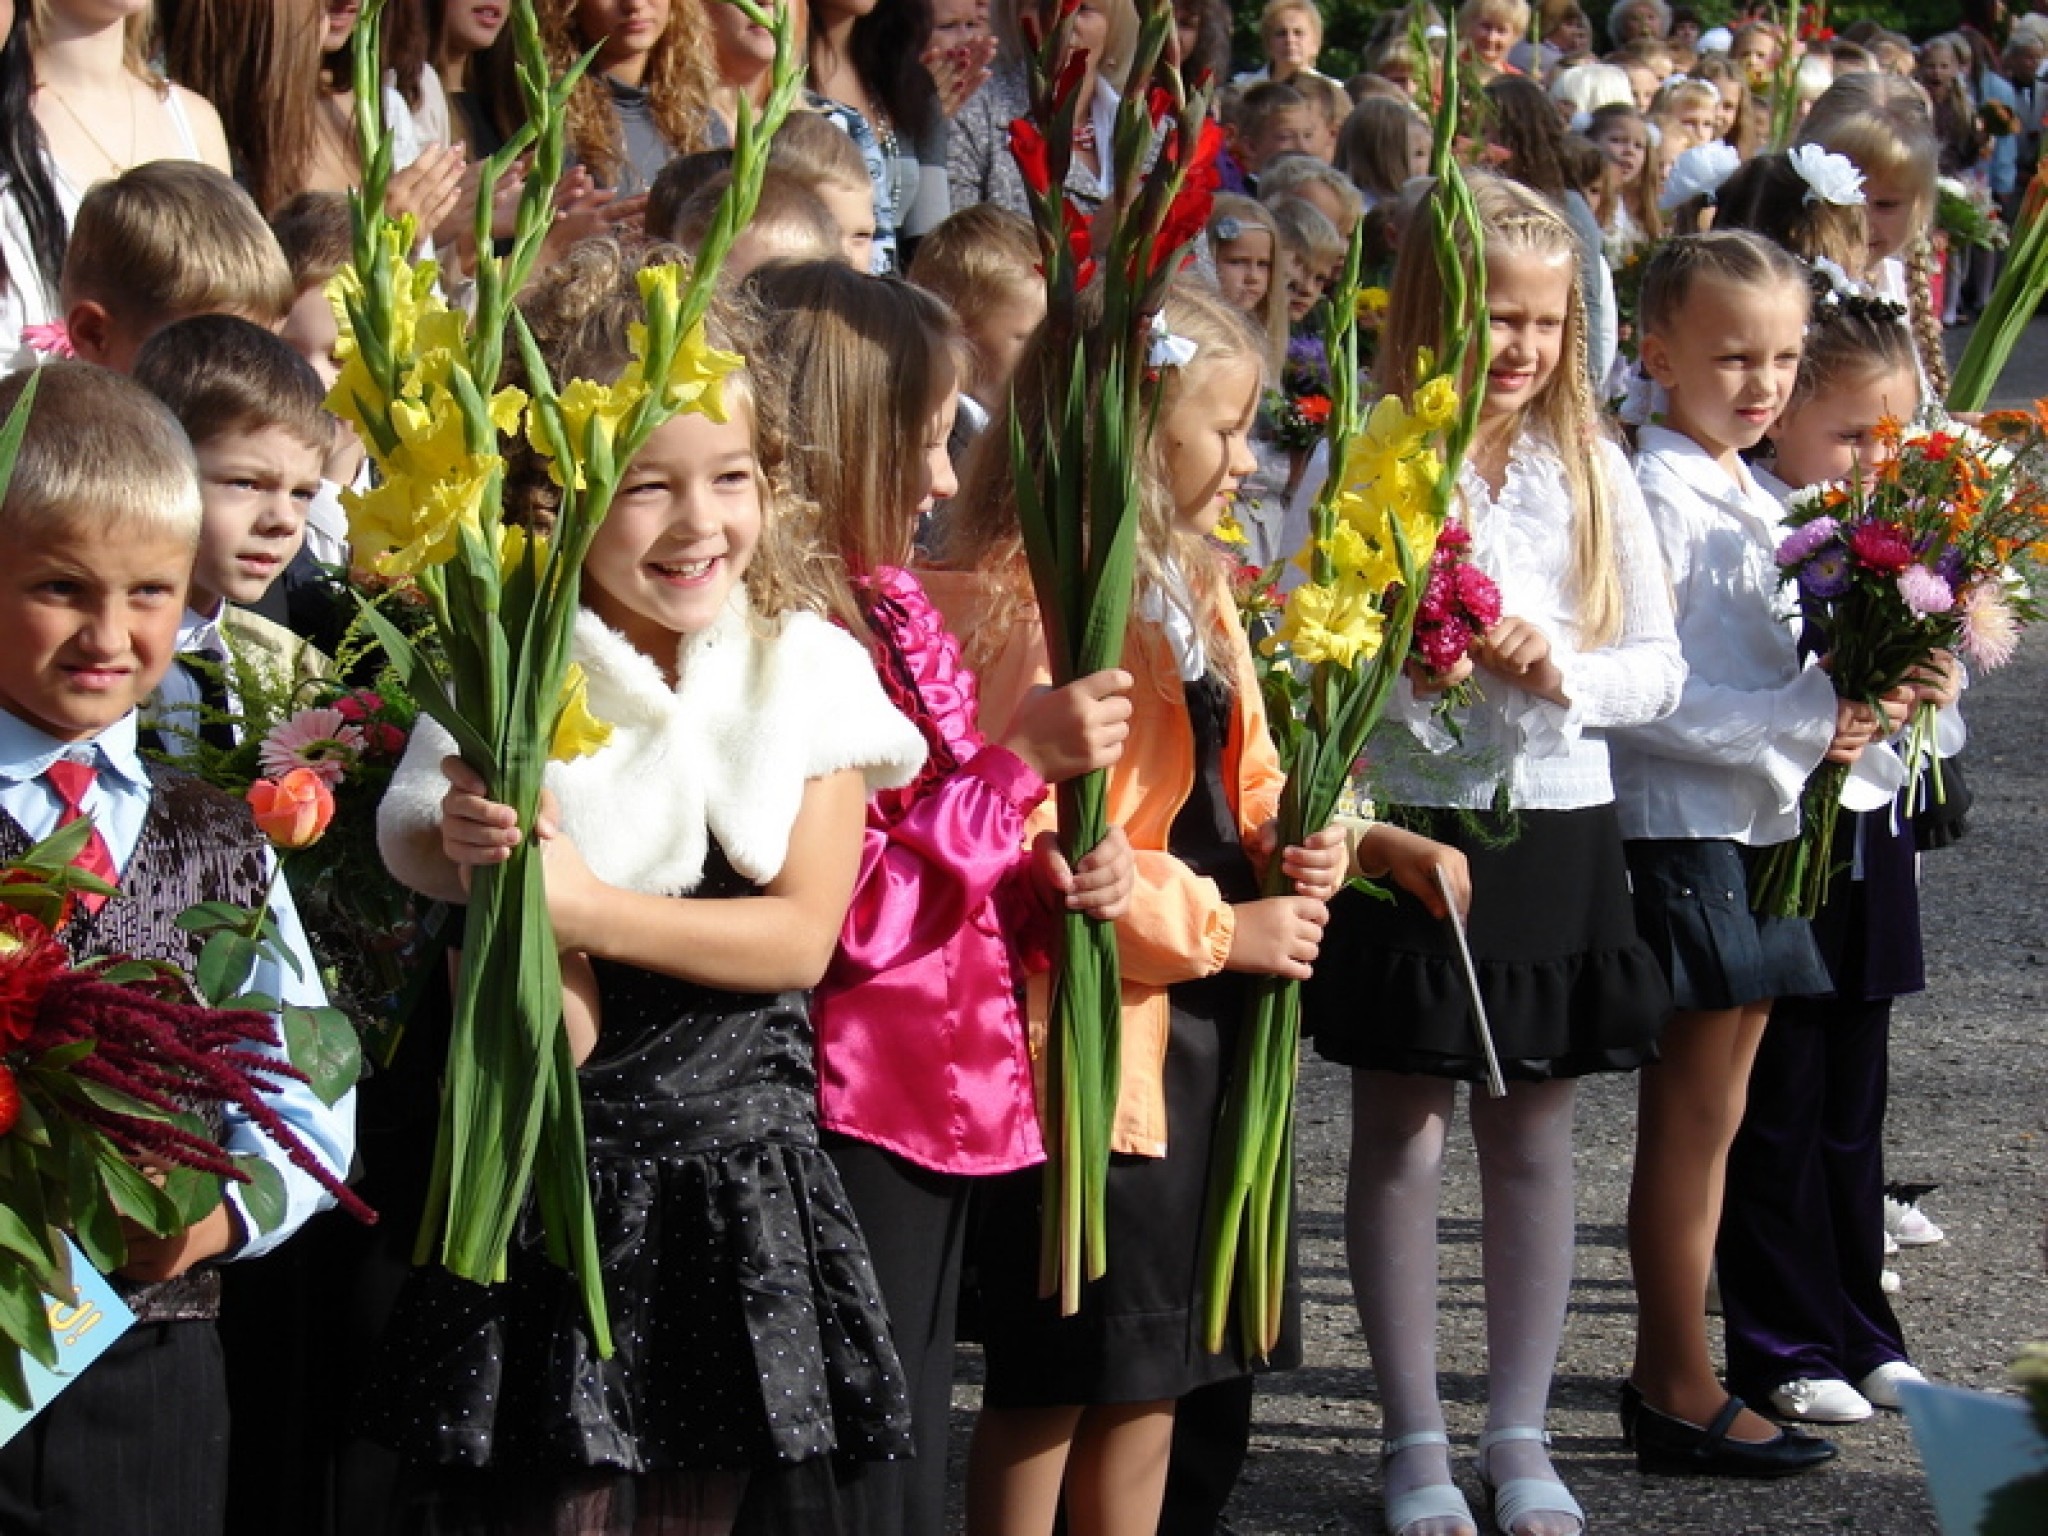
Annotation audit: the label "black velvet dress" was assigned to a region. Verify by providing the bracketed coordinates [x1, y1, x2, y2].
[361, 854, 912, 1532]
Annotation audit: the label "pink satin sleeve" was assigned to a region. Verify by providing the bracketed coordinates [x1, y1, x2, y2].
[828, 744, 1047, 986]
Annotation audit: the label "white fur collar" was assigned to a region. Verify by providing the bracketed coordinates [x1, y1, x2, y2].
[381, 592, 925, 896]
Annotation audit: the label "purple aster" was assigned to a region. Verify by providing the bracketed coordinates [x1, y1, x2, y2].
[1777, 516, 1840, 566]
[1799, 547, 1853, 600]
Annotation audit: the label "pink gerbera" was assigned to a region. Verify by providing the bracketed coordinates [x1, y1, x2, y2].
[259, 707, 366, 788]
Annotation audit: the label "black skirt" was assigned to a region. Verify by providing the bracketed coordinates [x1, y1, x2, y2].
[1305, 804, 1670, 1081]
[1624, 838, 1832, 1010]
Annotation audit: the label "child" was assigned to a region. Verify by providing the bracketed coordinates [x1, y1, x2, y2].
[1696, 52, 1761, 160]
[1797, 74, 1947, 399]
[1587, 103, 1660, 258]
[1302, 174, 1684, 1536]
[1336, 97, 1432, 212]
[1650, 76, 1724, 156]
[1204, 193, 1289, 373]
[659, 167, 846, 275]
[1271, 194, 1345, 328]
[1261, 154, 1365, 238]
[1291, 71, 1351, 162]
[1609, 230, 1904, 1476]
[268, 189, 364, 573]
[1719, 292, 1943, 1427]
[931, 281, 1351, 1536]
[58, 160, 294, 374]
[771, 110, 885, 273]
[906, 204, 1048, 435]
[1232, 80, 1316, 187]
[370, 239, 925, 1532]
[746, 258, 1133, 1536]
[0, 361, 354, 1536]
[129, 315, 333, 759]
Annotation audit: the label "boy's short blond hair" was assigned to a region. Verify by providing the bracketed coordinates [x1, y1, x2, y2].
[907, 204, 1040, 317]
[0, 363, 202, 547]
[770, 111, 872, 194]
[1269, 194, 1345, 269]
[1290, 71, 1350, 134]
[60, 162, 295, 330]
[269, 191, 354, 294]
[663, 167, 843, 261]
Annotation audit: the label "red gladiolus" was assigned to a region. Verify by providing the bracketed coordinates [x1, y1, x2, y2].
[1052, 46, 1089, 110]
[1062, 198, 1095, 281]
[0, 1064, 17, 1137]
[1146, 83, 1175, 127]
[1010, 117, 1053, 197]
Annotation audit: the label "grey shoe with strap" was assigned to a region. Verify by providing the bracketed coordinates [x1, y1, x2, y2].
[1382, 1430, 1477, 1536]
[1475, 1426, 1585, 1536]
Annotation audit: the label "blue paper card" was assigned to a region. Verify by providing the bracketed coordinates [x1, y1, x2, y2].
[0, 1242, 136, 1449]
[1901, 1379, 2046, 1536]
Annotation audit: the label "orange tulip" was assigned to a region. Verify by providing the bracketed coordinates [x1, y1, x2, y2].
[246, 769, 336, 850]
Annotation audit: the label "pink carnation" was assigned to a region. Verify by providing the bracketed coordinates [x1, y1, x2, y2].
[1456, 564, 1503, 628]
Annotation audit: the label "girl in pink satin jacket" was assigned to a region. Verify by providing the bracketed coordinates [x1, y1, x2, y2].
[745, 261, 1134, 1536]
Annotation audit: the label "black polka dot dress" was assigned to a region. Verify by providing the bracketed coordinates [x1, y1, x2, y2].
[360, 854, 913, 1504]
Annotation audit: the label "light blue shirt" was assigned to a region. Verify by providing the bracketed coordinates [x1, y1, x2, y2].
[0, 705, 355, 1262]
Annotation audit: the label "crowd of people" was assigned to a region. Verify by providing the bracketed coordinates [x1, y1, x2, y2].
[0, 1, 2009, 1534]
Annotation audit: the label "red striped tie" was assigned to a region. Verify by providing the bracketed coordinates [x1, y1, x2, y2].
[43, 759, 119, 912]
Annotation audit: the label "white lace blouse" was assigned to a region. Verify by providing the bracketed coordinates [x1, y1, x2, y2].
[1376, 432, 1685, 811]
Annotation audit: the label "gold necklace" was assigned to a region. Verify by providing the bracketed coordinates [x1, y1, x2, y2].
[39, 77, 139, 180]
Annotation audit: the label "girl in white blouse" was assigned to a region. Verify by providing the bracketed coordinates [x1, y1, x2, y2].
[1609, 230, 1907, 1480]
[1303, 174, 1683, 1536]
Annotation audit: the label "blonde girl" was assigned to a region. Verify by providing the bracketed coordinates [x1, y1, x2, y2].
[1206, 192, 1287, 371]
[1796, 72, 1947, 397]
[1648, 75, 1722, 158]
[747, 259, 1134, 1536]
[1695, 53, 1761, 161]
[1586, 102, 1659, 255]
[931, 281, 1358, 1536]
[1303, 174, 1682, 1536]
[1612, 230, 1907, 1478]
[370, 237, 922, 1534]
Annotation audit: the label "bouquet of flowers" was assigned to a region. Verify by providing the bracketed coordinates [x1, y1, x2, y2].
[1408, 521, 1502, 733]
[1005, 0, 1222, 1311]
[1938, 175, 2008, 253]
[328, 0, 800, 1349]
[0, 808, 369, 1409]
[1260, 334, 1335, 454]
[1200, 16, 1489, 1359]
[1751, 414, 2048, 918]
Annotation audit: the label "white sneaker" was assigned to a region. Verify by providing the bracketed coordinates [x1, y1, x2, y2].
[1883, 1228, 1900, 1257]
[1858, 1361, 1928, 1410]
[1770, 1378, 1874, 1424]
[1880, 1268, 1902, 1294]
[1884, 1197, 1946, 1247]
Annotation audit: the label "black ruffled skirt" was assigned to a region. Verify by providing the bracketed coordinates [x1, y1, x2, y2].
[1305, 804, 1670, 1080]
[358, 958, 913, 1513]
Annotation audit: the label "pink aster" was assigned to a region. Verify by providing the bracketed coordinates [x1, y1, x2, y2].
[1957, 581, 2020, 670]
[1895, 564, 1953, 617]
[1456, 564, 1503, 628]
[1777, 516, 1840, 566]
[1417, 619, 1473, 673]
[259, 707, 366, 789]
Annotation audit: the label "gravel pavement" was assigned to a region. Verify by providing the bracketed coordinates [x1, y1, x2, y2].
[950, 321, 2048, 1535]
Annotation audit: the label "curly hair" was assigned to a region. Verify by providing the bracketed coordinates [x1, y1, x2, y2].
[541, 0, 716, 188]
[498, 235, 827, 627]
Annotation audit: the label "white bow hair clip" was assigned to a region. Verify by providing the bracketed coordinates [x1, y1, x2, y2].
[1788, 143, 1865, 207]
[1658, 142, 1740, 211]
[1147, 311, 1199, 370]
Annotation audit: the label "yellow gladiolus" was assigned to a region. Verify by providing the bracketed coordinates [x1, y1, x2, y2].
[1267, 578, 1385, 668]
[497, 521, 550, 576]
[1412, 374, 1459, 436]
[1356, 286, 1390, 320]
[1213, 509, 1250, 547]
[648, 317, 745, 422]
[531, 377, 648, 488]
[346, 458, 497, 578]
[550, 663, 613, 762]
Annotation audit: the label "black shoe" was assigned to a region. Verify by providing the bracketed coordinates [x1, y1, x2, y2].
[1630, 1392, 1838, 1478]
[1619, 1380, 1642, 1448]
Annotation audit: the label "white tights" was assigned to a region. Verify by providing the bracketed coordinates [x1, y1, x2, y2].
[1344, 1071, 1580, 1535]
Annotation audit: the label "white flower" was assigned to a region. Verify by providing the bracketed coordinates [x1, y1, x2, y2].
[1789, 144, 1865, 207]
[1659, 143, 1741, 211]
[1938, 175, 1969, 200]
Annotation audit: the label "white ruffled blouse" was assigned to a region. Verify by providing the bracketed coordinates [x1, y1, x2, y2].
[1378, 433, 1685, 812]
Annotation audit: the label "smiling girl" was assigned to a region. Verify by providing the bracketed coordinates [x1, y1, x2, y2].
[370, 238, 925, 1534]
[932, 281, 1352, 1536]
[1303, 174, 1682, 1536]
